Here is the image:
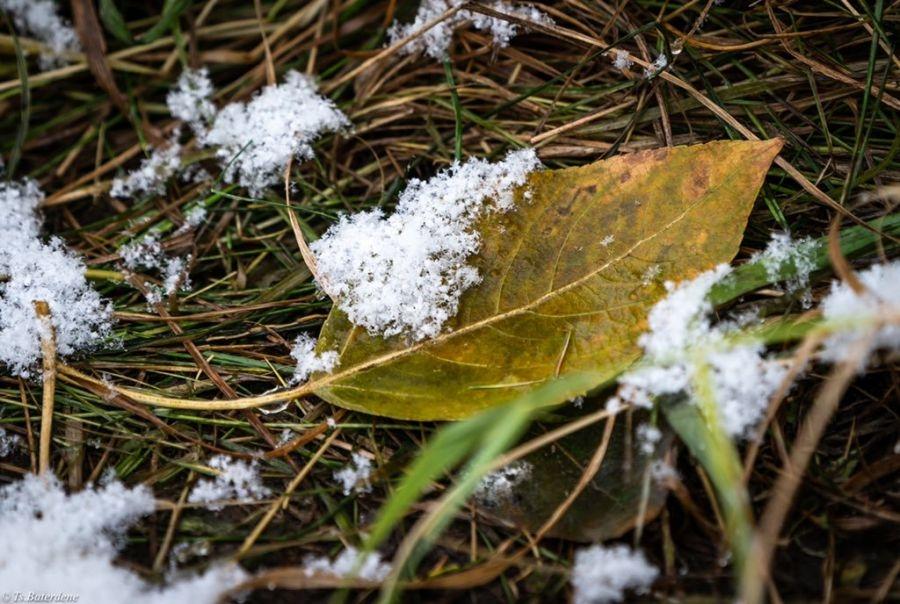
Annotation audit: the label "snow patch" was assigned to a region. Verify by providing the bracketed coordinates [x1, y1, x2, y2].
[0, 180, 114, 377]
[312, 149, 541, 341]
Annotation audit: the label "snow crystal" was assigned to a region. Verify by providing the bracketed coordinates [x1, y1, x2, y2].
[202, 70, 348, 195]
[388, 0, 553, 59]
[473, 460, 532, 508]
[290, 333, 339, 383]
[571, 544, 658, 604]
[110, 142, 182, 199]
[0, 180, 114, 377]
[820, 261, 900, 368]
[600, 234, 615, 246]
[167, 68, 216, 136]
[0, 474, 244, 602]
[189, 455, 270, 511]
[612, 266, 788, 438]
[303, 546, 391, 582]
[649, 459, 678, 484]
[609, 49, 633, 71]
[0, 0, 81, 69]
[333, 451, 373, 495]
[312, 148, 541, 341]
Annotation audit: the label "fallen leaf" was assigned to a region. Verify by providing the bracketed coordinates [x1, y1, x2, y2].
[314, 140, 783, 420]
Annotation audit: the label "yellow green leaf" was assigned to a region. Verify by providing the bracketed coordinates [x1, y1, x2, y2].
[314, 139, 783, 420]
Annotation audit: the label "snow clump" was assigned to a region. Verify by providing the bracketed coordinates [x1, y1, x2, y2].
[311, 148, 541, 341]
[820, 261, 900, 368]
[189, 455, 271, 511]
[0, 180, 113, 377]
[610, 265, 788, 438]
[571, 544, 658, 604]
[751, 231, 820, 307]
[201, 70, 349, 195]
[0, 474, 244, 602]
[303, 546, 391, 582]
[473, 460, 532, 508]
[111, 142, 183, 199]
[290, 333, 340, 383]
[388, 0, 552, 59]
[333, 451, 374, 495]
[0, 0, 81, 69]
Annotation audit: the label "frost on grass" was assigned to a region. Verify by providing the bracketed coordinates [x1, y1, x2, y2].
[290, 334, 339, 383]
[752, 231, 820, 307]
[0, 474, 244, 602]
[303, 547, 391, 582]
[333, 452, 373, 495]
[189, 455, 270, 511]
[0, 0, 81, 69]
[473, 460, 532, 508]
[312, 149, 541, 341]
[820, 260, 900, 368]
[571, 544, 658, 604]
[0, 180, 113, 377]
[611, 265, 788, 438]
[166, 68, 217, 136]
[202, 70, 348, 195]
[111, 141, 183, 199]
[388, 0, 552, 59]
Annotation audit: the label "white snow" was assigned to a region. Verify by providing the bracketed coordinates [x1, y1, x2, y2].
[290, 333, 340, 383]
[0, 0, 81, 69]
[609, 49, 633, 71]
[473, 460, 532, 508]
[110, 142, 183, 199]
[188, 455, 270, 511]
[202, 70, 348, 195]
[643, 53, 669, 78]
[0, 427, 21, 456]
[820, 261, 900, 367]
[118, 233, 191, 304]
[167, 68, 217, 136]
[571, 544, 658, 604]
[303, 546, 391, 582]
[751, 232, 819, 307]
[333, 451, 374, 495]
[612, 265, 788, 438]
[311, 148, 541, 341]
[0, 180, 114, 377]
[388, 0, 552, 59]
[636, 424, 661, 455]
[0, 474, 244, 603]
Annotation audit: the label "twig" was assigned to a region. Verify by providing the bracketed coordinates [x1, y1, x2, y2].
[33, 300, 57, 476]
